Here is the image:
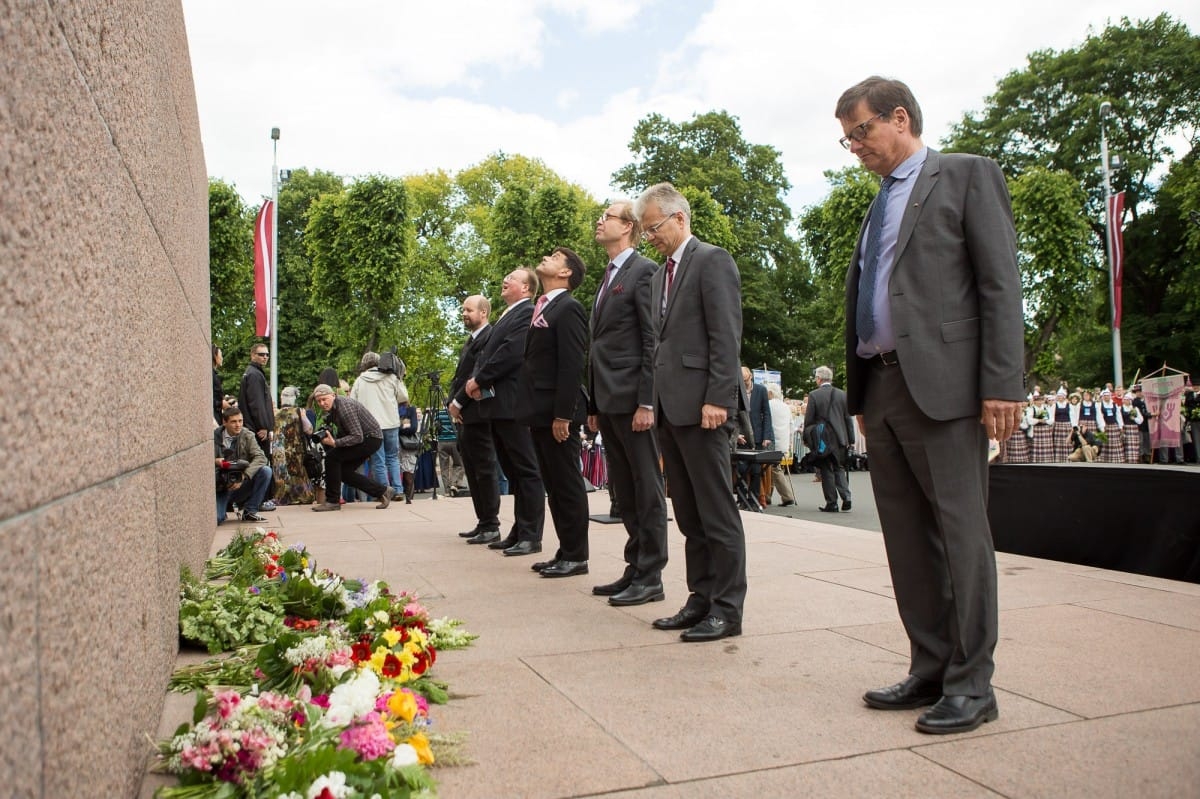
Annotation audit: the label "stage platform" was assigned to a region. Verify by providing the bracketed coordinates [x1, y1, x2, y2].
[990, 462, 1200, 584]
[143, 485, 1200, 798]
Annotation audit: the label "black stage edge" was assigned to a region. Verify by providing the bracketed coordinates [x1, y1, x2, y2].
[989, 463, 1200, 584]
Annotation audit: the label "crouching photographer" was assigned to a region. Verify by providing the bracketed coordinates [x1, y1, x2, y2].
[215, 406, 273, 524]
[309, 384, 396, 511]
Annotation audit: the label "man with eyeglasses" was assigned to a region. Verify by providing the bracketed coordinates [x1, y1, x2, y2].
[587, 201, 668, 605]
[836, 76, 1025, 734]
[634, 182, 746, 643]
[239, 342, 275, 457]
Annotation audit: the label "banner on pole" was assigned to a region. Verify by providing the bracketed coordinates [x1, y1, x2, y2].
[254, 199, 275, 337]
[1108, 191, 1125, 330]
[1141, 373, 1185, 450]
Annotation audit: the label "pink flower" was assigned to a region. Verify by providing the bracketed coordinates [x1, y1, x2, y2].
[214, 690, 241, 719]
[337, 715, 394, 761]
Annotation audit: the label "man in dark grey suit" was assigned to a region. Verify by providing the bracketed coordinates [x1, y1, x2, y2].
[448, 295, 499, 539]
[587, 201, 668, 606]
[837, 76, 1025, 734]
[465, 269, 546, 556]
[636, 182, 747, 643]
[805, 365, 853, 513]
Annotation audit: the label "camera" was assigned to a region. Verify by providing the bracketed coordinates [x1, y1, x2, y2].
[424, 370, 442, 386]
[310, 427, 333, 444]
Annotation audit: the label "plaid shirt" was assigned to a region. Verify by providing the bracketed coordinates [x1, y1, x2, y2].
[328, 395, 383, 447]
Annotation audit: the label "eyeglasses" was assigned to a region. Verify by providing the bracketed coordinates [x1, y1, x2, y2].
[254, 351, 269, 357]
[640, 213, 677, 240]
[839, 112, 886, 150]
[597, 213, 628, 225]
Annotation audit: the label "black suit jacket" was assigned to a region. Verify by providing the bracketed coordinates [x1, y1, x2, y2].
[450, 325, 492, 424]
[473, 300, 533, 421]
[588, 252, 658, 415]
[746, 382, 772, 445]
[519, 292, 588, 427]
[804, 383, 854, 450]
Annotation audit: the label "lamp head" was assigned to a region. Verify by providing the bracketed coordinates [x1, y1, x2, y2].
[270, 127, 280, 140]
[1099, 101, 1112, 118]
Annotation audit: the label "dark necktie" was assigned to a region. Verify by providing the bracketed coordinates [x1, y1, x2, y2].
[857, 175, 897, 343]
[661, 257, 676, 316]
[595, 262, 616, 311]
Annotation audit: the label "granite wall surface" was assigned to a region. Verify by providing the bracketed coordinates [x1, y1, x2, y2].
[0, 1, 213, 795]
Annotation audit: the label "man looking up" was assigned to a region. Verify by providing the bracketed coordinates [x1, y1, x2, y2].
[636, 182, 747, 643]
[587, 201, 669, 605]
[519, 247, 591, 578]
[449, 295, 501, 539]
[837, 76, 1025, 734]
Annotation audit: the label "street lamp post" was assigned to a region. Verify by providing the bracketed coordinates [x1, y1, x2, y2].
[1099, 101, 1123, 388]
[269, 127, 281, 405]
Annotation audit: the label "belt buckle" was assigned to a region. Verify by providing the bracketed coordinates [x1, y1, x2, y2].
[878, 350, 899, 366]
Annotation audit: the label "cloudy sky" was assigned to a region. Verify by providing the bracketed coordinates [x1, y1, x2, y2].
[182, 1, 1198, 217]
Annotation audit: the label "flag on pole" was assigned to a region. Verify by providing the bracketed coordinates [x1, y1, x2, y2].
[254, 199, 275, 337]
[1108, 191, 1125, 330]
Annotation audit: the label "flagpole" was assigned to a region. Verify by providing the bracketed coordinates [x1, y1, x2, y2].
[270, 127, 281, 405]
[1099, 102, 1123, 387]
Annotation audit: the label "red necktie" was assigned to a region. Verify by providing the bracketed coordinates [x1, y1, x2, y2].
[661, 257, 676, 315]
[595, 261, 616, 311]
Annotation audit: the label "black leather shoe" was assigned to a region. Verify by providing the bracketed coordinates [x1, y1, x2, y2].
[458, 527, 490, 538]
[592, 575, 633, 596]
[818, 503, 839, 512]
[780, 500, 796, 507]
[488, 536, 518, 550]
[466, 530, 501, 545]
[540, 560, 588, 577]
[841, 501, 852, 511]
[863, 675, 942, 710]
[503, 540, 542, 556]
[608, 583, 665, 606]
[680, 615, 742, 642]
[531, 559, 558, 572]
[915, 691, 998, 734]
[652, 608, 707, 630]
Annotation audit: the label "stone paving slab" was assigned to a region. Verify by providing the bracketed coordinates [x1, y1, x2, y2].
[142, 483, 1200, 798]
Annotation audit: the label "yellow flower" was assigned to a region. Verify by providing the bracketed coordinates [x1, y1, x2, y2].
[407, 732, 435, 765]
[388, 690, 418, 723]
[382, 628, 402, 647]
[369, 645, 389, 674]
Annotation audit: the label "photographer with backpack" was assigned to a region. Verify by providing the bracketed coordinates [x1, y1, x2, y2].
[805, 366, 855, 513]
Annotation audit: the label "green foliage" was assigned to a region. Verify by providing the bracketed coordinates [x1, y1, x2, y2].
[178, 568, 285, 654]
[207, 180, 257, 391]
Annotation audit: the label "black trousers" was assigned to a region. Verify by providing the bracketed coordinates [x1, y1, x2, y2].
[530, 426, 589, 561]
[490, 418, 545, 542]
[458, 420, 500, 531]
[324, 437, 385, 501]
[598, 412, 668, 583]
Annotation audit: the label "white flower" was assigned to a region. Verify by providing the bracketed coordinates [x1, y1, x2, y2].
[390, 743, 419, 768]
[306, 771, 350, 799]
[322, 670, 381, 728]
[277, 793, 303, 799]
[283, 635, 331, 666]
[373, 610, 390, 625]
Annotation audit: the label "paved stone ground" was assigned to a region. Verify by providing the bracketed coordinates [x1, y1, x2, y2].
[143, 476, 1200, 798]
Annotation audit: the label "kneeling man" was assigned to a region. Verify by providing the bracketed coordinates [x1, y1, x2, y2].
[215, 406, 273, 523]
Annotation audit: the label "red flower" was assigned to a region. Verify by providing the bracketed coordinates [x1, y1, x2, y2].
[381, 653, 402, 678]
[351, 641, 372, 663]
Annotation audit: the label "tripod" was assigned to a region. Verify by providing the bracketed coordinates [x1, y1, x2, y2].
[421, 371, 446, 500]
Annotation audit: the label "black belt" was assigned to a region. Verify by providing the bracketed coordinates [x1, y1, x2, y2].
[866, 350, 900, 367]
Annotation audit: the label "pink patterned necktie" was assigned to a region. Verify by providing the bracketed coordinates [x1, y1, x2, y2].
[595, 261, 616, 310]
[530, 294, 549, 327]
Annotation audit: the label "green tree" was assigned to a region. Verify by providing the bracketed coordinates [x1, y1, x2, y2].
[208, 179, 256, 392]
[612, 111, 808, 386]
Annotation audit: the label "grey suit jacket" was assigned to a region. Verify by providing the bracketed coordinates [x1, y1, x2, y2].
[844, 149, 1025, 419]
[588, 252, 658, 415]
[804, 383, 854, 450]
[651, 237, 743, 426]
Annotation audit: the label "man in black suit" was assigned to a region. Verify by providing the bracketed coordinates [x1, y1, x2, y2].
[804, 365, 854, 513]
[587, 201, 669, 605]
[448, 295, 500, 539]
[518, 247, 590, 578]
[465, 269, 546, 555]
[837, 77, 1025, 734]
[737, 366, 773, 506]
[636, 182, 747, 643]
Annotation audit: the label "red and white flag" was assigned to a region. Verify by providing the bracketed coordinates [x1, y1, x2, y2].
[253, 199, 275, 337]
[1108, 191, 1125, 330]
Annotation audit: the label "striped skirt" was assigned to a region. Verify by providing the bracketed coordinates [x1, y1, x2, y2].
[1078, 419, 1098, 439]
[1002, 429, 1030, 463]
[1029, 424, 1056, 463]
[1122, 426, 1141, 463]
[1099, 427, 1124, 462]
[1052, 422, 1074, 461]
